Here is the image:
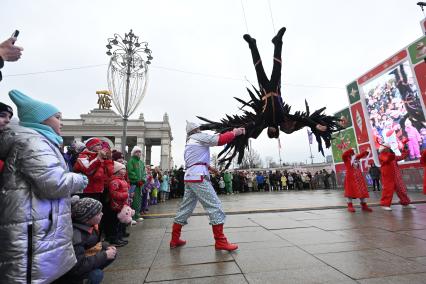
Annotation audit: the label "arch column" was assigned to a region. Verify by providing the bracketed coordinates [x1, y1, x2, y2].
[145, 144, 152, 166]
[114, 137, 122, 151]
[137, 136, 146, 163]
[160, 138, 171, 170]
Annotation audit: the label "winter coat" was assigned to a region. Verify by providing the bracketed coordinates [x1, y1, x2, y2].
[223, 172, 233, 183]
[281, 175, 287, 186]
[56, 223, 109, 283]
[342, 149, 369, 199]
[109, 176, 129, 212]
[369, 166, 381, 179]
[127, 156, 146, 185]
[0, 126, 87, 284]
[145, 177, 160, 193]
[256, 174, 264, 185]
[160, 174, 170, 192]
[74, 150, 113, 194]
[379, 150, 409, 193]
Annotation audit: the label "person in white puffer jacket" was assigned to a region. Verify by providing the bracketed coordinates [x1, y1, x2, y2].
[0, 90, 88, 284]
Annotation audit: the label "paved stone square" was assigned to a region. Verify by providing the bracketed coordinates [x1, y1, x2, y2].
[103, 190, 426, 283]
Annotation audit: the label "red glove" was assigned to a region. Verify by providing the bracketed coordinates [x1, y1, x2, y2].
[137, 181, 144, 187]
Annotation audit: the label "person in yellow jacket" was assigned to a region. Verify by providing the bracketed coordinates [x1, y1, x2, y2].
[281, 174, 287, 190]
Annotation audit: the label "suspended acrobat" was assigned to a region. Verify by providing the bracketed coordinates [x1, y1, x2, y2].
[198, 27, 342, 168]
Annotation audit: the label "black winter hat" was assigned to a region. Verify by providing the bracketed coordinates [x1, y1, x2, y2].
[0, 102, 13, 117]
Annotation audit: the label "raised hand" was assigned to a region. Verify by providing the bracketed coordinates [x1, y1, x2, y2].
[0, 38, 23, 62]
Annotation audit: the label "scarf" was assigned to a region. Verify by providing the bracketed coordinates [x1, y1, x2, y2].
[20, 121, 63, 146]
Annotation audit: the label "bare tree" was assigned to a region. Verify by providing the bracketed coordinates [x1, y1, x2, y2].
[233, 147, 263, 169]
[264, 156, 274, 168]
[270, 161, 279, 168]
[210, 153, 219, 169]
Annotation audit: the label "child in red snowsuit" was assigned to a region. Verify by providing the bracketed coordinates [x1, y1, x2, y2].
[379, 143, 416, 211]
[107, 162, 130, 246]
[342, 148, 373, 212]
[74, 138, 114, 197]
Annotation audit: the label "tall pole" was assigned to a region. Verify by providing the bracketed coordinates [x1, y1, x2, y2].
[278, 138, 282, 167]
[308, 142, 314, 164]
[249, 140, 252, 169]
[122, 53, 132, 154]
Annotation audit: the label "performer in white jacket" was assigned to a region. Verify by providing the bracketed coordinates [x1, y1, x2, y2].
[170, 121, 245, 251]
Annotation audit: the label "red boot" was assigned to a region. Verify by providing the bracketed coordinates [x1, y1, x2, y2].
[170, 223, 186, 249]
[361, 202, 373, 212]
[347, 202, 356, 213]
[212, 224, 238, 251]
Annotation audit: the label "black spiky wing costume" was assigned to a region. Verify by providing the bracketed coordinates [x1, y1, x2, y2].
[198, 85, 341, 168]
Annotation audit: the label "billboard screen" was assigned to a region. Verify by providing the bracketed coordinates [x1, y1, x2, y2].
[362, 61, 426, 160]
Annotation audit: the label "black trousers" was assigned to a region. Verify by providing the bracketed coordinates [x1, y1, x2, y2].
[246, 33, 284, 126]
[372, 178, 381, 191]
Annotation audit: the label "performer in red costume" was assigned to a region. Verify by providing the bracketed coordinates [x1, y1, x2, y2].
[342, 148, 373, 212]
[421, 149, 426, 194]
[379, 143, 416, 211]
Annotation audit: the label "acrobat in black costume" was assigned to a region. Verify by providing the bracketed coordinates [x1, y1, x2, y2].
[196, 27, 342, 168]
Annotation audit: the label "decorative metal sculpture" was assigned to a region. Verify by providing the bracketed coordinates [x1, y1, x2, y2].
[106, 29, 153, 153]
[96, 90, 112, 110]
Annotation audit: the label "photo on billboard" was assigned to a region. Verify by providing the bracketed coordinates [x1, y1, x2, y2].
[346, 81, 360, 104]
[331, 127, 358, 164]
[408, 36, 426, 65]
[334, 108, 352, 129]
[362, 61, 426, 160]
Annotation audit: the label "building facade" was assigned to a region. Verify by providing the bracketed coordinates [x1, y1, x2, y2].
[61, 108, 173, 169]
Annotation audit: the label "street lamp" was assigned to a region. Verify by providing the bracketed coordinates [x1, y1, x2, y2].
[106, 29, 153, 154]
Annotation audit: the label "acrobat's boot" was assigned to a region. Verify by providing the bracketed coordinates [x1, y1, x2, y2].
[347, 202, 356, 213]
[361, 202, 373, 212]
[170, 223, 186, 249]
[243, 34, 256, 46]
[212, 224, 238, 251]
[272, 27, 286, 44]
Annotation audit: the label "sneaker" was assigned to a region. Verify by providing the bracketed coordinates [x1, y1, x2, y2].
[137, 217, 144, 222]
[131, 220, 137, 226]
[403, 204, 416, 209]
[381, 206, 392, 211]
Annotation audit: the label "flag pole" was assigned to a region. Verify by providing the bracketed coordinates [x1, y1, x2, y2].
[278, 138, 282, 166]
[308, 142, 314, 164]
[307, 129, 314, 164]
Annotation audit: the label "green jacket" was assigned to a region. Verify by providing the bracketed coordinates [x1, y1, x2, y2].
[223, 172, 233, 183]
[127, 156, 146, 184]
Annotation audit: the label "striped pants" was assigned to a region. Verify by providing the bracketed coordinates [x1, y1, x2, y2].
[174, 180, 226, 225]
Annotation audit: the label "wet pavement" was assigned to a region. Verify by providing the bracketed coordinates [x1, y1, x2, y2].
[142, 189, 426, 217]
[103, 190, 426, 283]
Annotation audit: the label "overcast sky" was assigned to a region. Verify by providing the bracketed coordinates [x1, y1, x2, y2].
[0, 0, 424, 167]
